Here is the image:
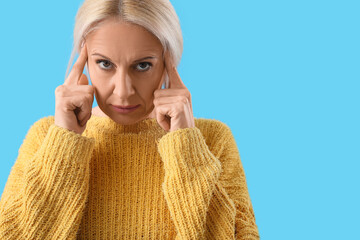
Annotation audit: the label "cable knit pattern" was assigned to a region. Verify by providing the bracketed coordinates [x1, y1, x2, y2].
[0, 115, 260, 239]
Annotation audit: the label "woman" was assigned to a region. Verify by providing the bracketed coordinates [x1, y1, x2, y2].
[0, 0, 260, 239]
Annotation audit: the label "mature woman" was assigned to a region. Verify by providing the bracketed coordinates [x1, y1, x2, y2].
[0, 0, 260, 239]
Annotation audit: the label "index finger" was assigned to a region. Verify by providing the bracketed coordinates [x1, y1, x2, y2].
[164, 51, 186, 89]
[64, 43, 88, 86]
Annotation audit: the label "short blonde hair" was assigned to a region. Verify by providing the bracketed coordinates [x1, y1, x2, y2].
[65, 0, 183, 88]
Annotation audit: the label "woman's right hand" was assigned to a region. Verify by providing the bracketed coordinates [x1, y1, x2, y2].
[54, 43, 94, 135]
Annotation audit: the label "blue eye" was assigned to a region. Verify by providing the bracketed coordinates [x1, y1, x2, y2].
[135, 62, 152, 72]
[96, 59, 113, 70]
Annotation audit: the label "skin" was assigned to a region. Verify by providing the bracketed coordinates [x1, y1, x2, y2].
[83, 17, 195, 132]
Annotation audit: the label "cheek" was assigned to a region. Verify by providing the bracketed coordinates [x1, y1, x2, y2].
[135, 78, 157, 100]
[89, 64, 105, 81]
[133, 68, 163, 88]
[88, 70, 111, 99]
[92, 84, 107, 102]
[88, 64, 112, 90]
[135, 75, 162, 104]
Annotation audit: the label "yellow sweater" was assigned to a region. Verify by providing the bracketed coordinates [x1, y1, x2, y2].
[0, 115, 260, 240]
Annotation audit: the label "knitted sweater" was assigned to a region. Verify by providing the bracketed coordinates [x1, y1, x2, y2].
[0, 115, 260, 240]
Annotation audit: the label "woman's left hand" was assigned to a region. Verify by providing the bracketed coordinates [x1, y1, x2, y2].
[153, 51, 195, 132]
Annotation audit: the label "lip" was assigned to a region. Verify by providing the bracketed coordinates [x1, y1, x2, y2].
[111, 104, 140, 113]
[112, 104, 140, 109]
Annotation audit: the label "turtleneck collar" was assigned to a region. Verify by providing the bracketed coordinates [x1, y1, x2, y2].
[86, 114, 167, 135]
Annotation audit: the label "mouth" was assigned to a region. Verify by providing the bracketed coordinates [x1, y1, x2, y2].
[111, 104, 140, 113]
[111, 104, 140, 109]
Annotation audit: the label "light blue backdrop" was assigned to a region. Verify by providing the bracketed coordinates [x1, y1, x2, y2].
[0, 0, 359, 239]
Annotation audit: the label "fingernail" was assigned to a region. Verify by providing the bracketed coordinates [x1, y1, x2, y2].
[81, 41, 85, 48]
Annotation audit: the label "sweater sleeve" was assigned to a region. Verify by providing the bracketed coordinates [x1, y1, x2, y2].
[0, 117, 95, 240]
[157, 124, 260, 240]
[218, 125, 260, 240]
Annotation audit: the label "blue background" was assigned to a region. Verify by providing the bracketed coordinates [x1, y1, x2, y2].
[0, 0, 359, 239]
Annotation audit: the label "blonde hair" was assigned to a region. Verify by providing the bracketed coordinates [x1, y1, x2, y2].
[65, 0, 183, 88]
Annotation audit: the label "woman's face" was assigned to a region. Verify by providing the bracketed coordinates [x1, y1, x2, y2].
[85, 18, 166, 124]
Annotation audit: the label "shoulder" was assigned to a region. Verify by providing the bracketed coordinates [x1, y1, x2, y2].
[29, 115, 55, 130]
[17, 115, 56, 155]
[194, 117, 233, 136]
[25, 115, 55, 139]
[194, 117, 235, 151]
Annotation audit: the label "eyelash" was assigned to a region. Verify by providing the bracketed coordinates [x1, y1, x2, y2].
[95, 59, 153, 72]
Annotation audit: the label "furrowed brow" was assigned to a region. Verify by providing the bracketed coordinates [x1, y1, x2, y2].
[91, 53, 157, 63]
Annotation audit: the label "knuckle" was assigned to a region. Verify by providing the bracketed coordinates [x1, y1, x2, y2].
[180, 96, 188, 104]
[175, 103, 183, 111]
[154, 90, 160, 97]
[63, 105, 70, 113]
[86, 93, 93, 101]
[181, 89, 190, 97]
[87, 85, 95, 94]
[55, 85, 61, 93]
[86, 85, 92, 91]
[55, 85, 65, 96]
[186, 91, 191, 98]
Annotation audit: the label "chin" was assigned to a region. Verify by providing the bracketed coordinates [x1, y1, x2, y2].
[110, 113, 146, 125]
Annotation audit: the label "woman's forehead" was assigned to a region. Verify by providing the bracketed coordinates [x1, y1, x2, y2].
[86, 21, 163, 56]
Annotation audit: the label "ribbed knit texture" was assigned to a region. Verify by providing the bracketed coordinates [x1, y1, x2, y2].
[0, 115, 260, 239]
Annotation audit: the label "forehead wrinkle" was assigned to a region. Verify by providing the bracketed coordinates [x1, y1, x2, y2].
[86, 21, 163, 63]
[89, 39, 162, 53]
[87, 37, 163, 64]
[90, 47, 161, 64]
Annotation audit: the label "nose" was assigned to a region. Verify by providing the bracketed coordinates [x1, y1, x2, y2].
[112, 67, 136, 98]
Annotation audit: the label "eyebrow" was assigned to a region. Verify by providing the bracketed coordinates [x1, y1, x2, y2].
[91, 53, 157, 62]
